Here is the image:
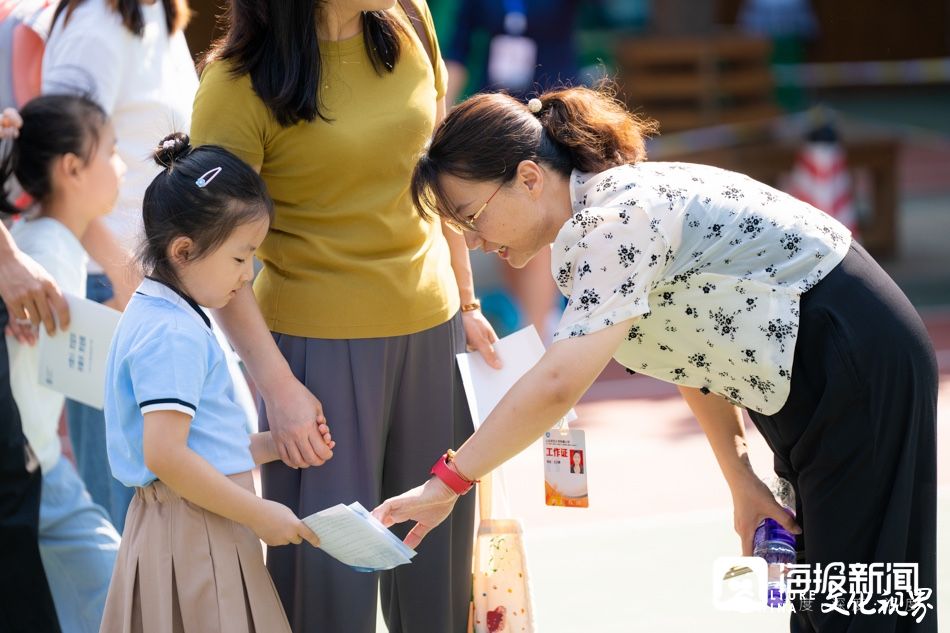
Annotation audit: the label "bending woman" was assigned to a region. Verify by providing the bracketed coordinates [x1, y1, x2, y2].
[374, 87, 938, 633]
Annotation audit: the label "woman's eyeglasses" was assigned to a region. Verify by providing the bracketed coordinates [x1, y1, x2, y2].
[444, 181, 505, 234]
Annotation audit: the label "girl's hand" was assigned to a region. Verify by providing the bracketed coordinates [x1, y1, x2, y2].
[462, 309, 502, 369]
[251, 499, 321, 548]
[1, 108, 22, 139]
[729, 468, 801, 556]
[372, 477, 460, 549]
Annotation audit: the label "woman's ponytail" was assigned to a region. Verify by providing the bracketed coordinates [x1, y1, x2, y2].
[535, 86, 656, 173]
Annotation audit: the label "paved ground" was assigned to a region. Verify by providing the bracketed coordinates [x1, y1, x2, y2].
[498, 311, 950, 632]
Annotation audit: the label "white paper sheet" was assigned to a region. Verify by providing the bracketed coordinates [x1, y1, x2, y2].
[36, 294, 120, 409]
[455, 325, 577, 429]
[302, 502, 416, 572]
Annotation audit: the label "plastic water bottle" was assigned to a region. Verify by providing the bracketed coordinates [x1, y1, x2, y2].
[752, 477, 797, 608]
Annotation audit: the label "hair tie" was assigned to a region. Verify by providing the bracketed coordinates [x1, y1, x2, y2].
[162, 139, 176, 150]
[527, 98, 543, 114]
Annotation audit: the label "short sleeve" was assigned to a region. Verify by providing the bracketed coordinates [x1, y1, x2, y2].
[42, 17, 126, 113]
[190, 61, 270, 167]
[127, 325, 208, 418]
[553, 207, 668, 341]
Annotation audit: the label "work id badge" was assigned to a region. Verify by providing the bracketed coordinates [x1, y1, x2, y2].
[543, 426, 588, 508]
[487, 34, 538, 91]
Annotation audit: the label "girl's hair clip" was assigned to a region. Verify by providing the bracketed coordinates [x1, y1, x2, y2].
[162, 139, 177, 150]
[195, 167, 223, 188]
[527, 98, 543, 114]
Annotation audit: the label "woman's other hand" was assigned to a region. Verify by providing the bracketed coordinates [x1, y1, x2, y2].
[372, 477, 460, 549]
[730, 468, 802, 556]
[462, 309, 502, 369]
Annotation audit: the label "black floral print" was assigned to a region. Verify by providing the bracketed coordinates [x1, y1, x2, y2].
[577, 288, 601, 312]
[553, 162, 851, 415]
[618, 243, 642, 268]
[760, 318, 795, 352]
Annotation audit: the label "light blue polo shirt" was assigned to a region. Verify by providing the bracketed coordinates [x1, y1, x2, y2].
[104, 277, 254, 488]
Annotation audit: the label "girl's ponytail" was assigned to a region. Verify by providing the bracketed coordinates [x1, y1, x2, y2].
[412, 84, 656, 223]
[535, 86, 656, 173]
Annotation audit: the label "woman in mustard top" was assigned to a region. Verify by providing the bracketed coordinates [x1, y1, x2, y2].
[190, 1, 498, 631]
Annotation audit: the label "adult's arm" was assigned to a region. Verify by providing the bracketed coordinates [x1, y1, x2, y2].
[373, 318, 634, 548]
[0, 108, 68, 339]
[0, 222, 69, 338]
[212, 285, 334, 469]
[678, 385, 801, 555]
[435, 97, 502, 369]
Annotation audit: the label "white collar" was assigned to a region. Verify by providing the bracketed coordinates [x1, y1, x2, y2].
[135, 277, 212, 330]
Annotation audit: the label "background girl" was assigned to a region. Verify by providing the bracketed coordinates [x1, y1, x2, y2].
[100, 134, 329, 633]
[2, 94, 123, 633]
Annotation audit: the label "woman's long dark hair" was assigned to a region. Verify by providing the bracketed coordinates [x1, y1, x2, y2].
[203, 1, 406, 126]
[51, 0, 190, 37]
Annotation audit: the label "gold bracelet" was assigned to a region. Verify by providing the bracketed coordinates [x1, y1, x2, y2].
[460, 300, 481, 313]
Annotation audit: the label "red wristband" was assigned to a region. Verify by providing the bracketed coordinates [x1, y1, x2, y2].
[430, 453, 475, 495]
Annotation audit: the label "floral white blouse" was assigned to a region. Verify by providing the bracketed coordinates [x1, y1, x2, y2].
[551, 162, 852, 415]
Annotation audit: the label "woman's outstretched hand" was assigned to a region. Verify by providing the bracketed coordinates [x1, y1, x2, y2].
[730, 469, 802, 556]
[372, 477, 460, 549]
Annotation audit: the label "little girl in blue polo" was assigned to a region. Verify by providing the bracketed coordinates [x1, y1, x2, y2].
[99, 134, 333, 633]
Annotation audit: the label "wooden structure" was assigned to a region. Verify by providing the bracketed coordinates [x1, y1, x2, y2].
[615, 33, 779, 133]
[658, 137, 901, 258]
[615, 33, 902, 258]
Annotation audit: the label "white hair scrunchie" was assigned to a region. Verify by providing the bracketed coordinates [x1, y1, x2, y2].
[162, 139, 176, 150]
[527, 98, 543, 114]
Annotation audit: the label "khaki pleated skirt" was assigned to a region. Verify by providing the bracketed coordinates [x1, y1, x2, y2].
[99, 471, 291, 633]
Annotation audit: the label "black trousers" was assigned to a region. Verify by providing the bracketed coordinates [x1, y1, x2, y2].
[749, 242, 938, 633]
[0, 304, 61, 632]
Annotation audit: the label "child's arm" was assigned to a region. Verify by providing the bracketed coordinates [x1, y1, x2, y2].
[249, 431, 280, 465]
[143, 410, 319, 547]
